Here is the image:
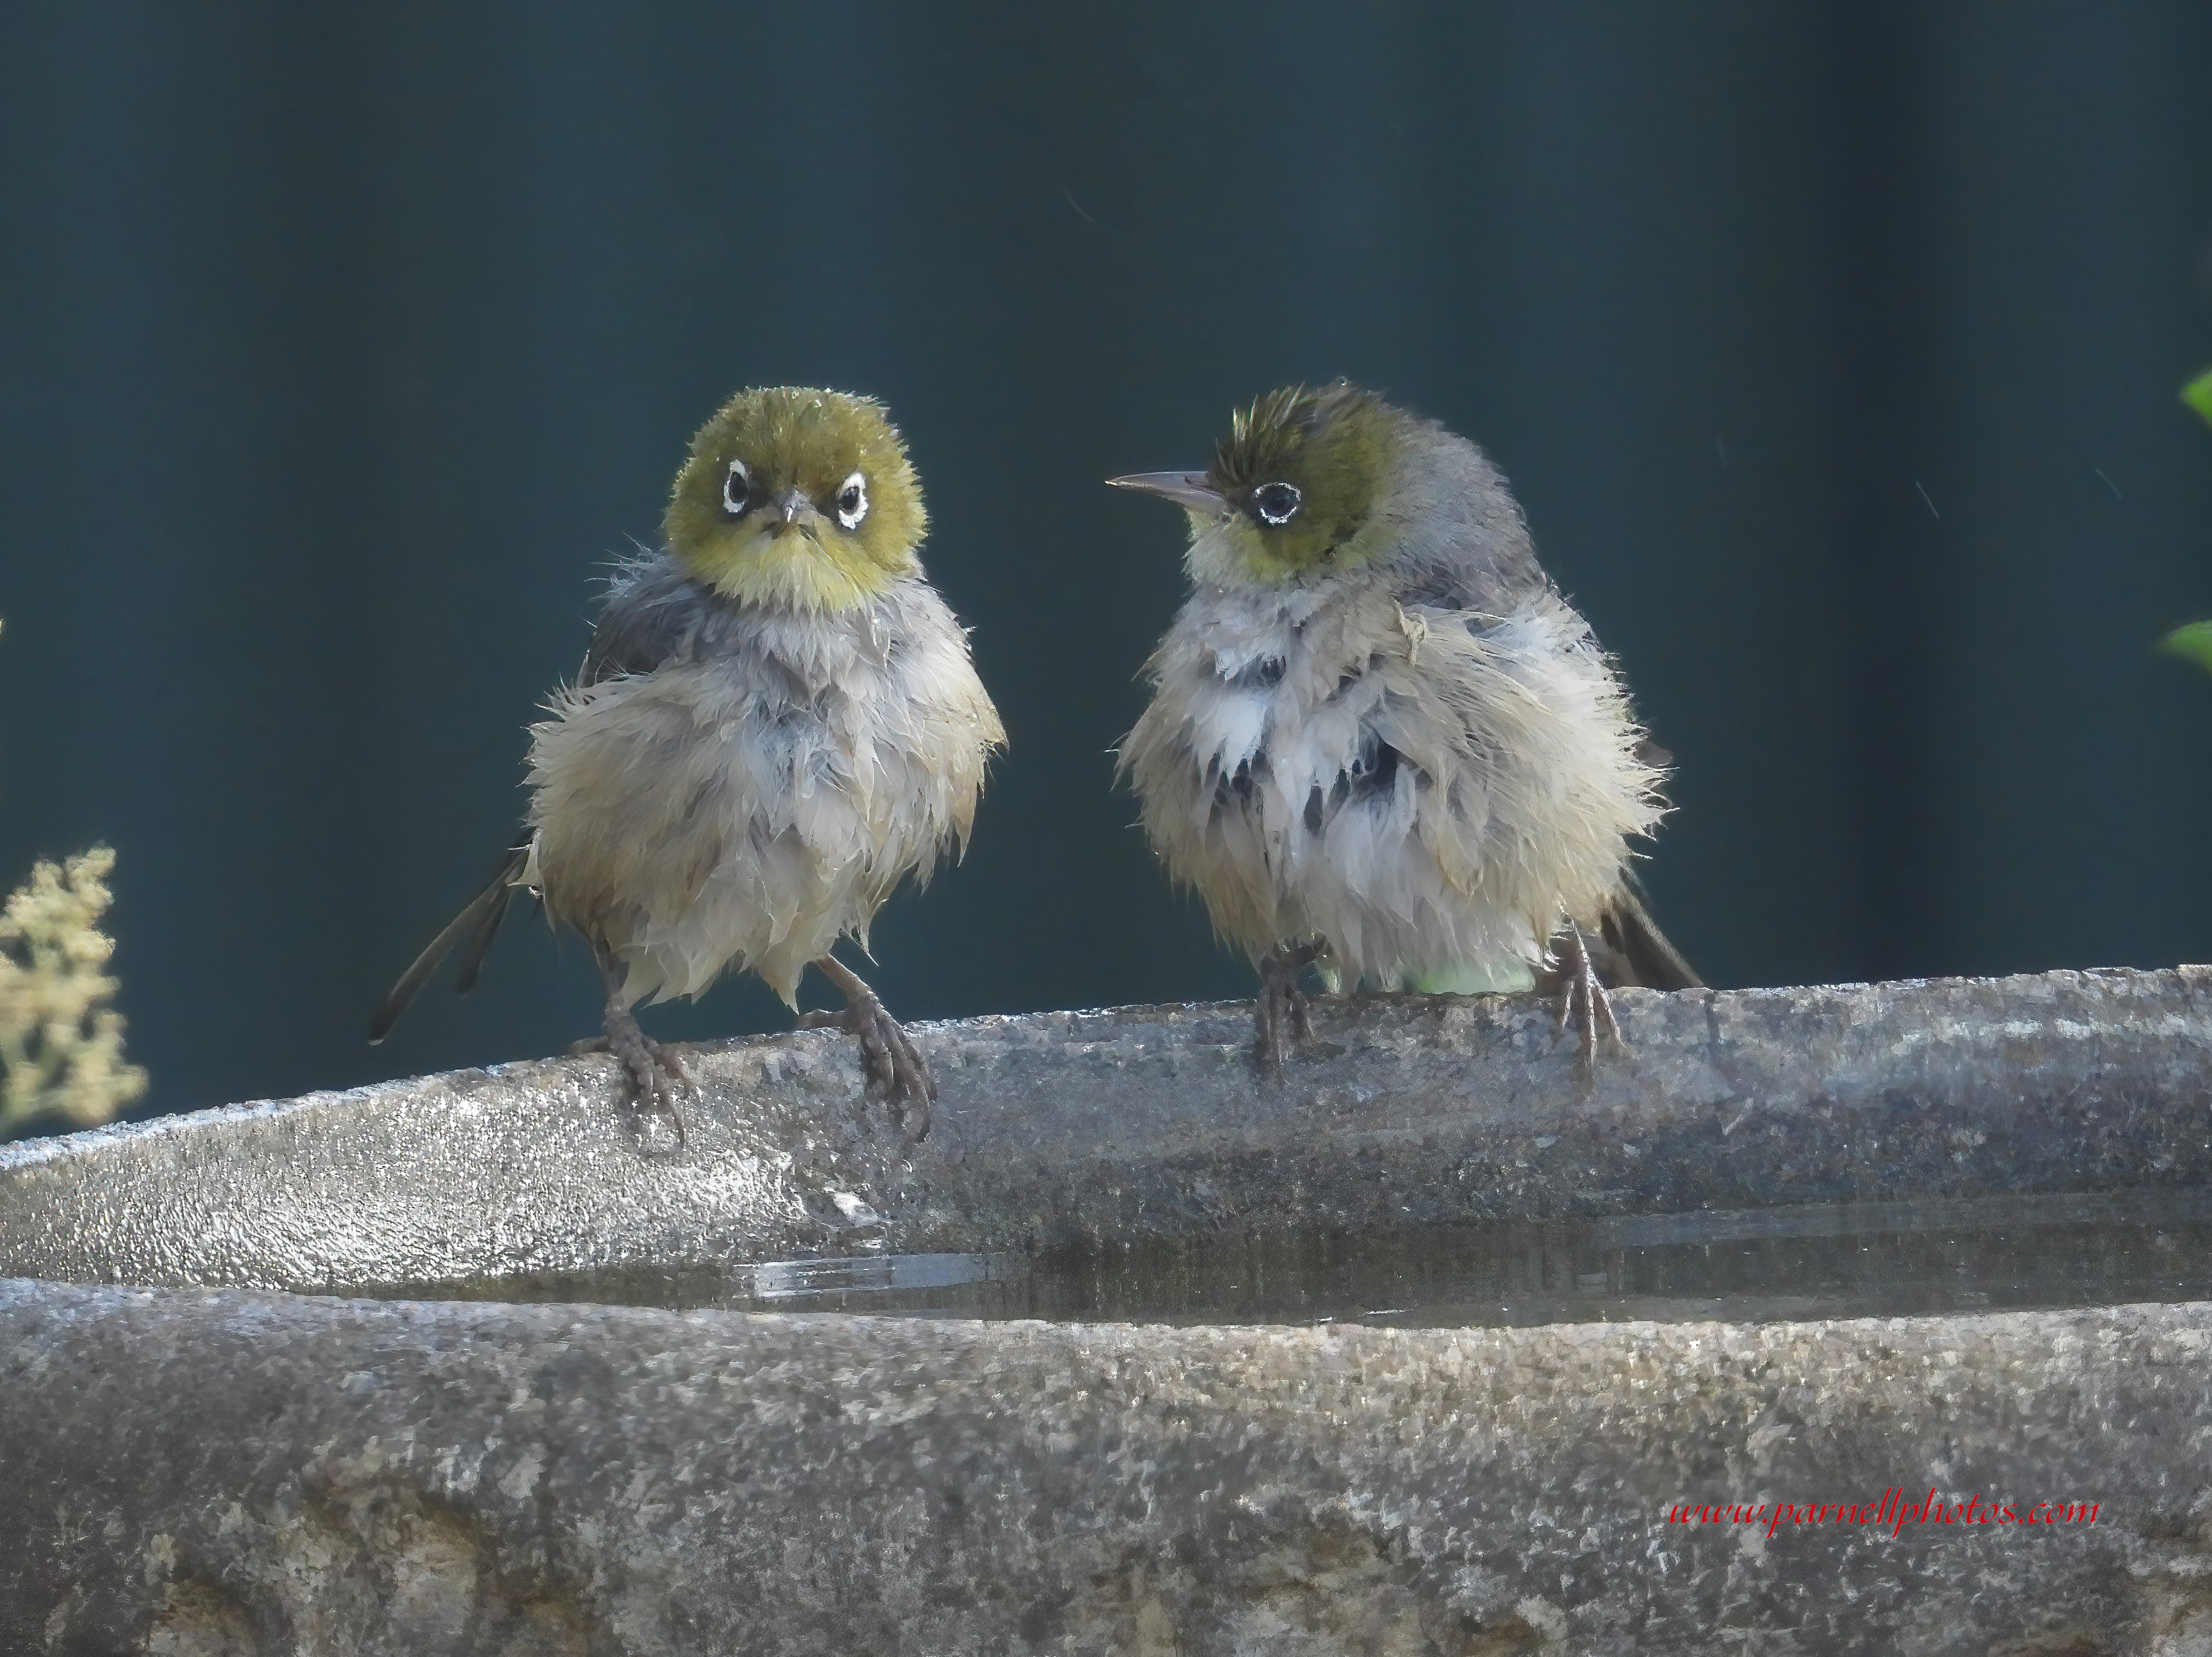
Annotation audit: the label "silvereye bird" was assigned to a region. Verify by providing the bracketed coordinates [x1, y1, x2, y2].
[373, 387, 1004, 1139]
[1112, 381, 1696, 1071]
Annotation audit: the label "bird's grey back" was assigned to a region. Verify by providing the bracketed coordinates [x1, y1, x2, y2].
[1362, 411, 1549, 614]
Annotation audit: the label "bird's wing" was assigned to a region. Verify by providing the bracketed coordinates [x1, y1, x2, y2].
[372, 560, 734, 1043]
[580, 552, 712, 686]
[1352, 586, 1674, 935]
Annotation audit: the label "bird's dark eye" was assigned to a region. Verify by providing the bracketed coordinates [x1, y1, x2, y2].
[835, 470, 869, 530]
[722, 459, 751, 516]
[1253, 482, 1302, 525]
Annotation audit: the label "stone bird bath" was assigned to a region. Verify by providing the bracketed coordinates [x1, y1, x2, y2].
[2, 967, 2210, 1653]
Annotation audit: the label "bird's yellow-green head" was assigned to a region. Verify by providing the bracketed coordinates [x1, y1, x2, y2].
[1109, 381, 1398, 586]
[665, 386, 927, 611]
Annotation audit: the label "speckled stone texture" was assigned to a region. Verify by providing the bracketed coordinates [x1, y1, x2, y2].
[3, 1282, 2210, 1656]
[2, 967, 2210, 1652]
[2, 967, 2209, 1292]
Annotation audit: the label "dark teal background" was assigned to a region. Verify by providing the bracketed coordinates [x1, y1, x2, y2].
[4, 2, 2211, 1120]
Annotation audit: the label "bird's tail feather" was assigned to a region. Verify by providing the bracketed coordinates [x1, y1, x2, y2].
[1593, 888, 1702, 990]
[369, 845, 530, 1043]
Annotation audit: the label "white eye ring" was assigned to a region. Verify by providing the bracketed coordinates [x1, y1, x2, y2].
[835, 470, 868, 530]
[1253, 481, 1302, 525]
[722, 458, 751, 515]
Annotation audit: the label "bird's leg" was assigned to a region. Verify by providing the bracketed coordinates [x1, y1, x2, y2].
[571, 941, 689, 1145]
[802, 955, 934, 1139]
[1254, 940, 1326, 1076]
[1552, 918, 1621, 1076]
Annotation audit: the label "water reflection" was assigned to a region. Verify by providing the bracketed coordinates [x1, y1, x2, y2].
[375, 1188, 2212, 1328]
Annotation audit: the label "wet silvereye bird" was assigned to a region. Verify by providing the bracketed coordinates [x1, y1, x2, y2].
[1112, 381, 1697, 1071]
[372, 386, 1005, 1139]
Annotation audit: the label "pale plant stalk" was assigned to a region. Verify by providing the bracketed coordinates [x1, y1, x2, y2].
[0, 612, 147, 1133]
[0, 845, 148, 1132]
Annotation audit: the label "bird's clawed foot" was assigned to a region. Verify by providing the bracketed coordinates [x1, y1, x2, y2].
[806, 956, 934, 1140]
[583, 941, 689, 1145]
[1552, 918, 1622, 1079]
[1255, 940, 1326, 1077]
[573, 1001, 690, 1146]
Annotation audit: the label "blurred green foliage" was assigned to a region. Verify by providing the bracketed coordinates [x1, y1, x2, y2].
[2163, 621, 2212, 677]
[2182, 366, 2212, 428]
[2172, 374, 2212, 678]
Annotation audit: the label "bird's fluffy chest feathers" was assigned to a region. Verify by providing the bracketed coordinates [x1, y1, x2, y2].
[526, 585, 996, 1008]
[1123, 576, 1660, 987]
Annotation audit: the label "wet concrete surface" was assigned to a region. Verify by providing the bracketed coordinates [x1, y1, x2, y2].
[5, 1281, 2208, 1656]
[1, 966, 2209, 1652]
[2, 966, 2207, 1293]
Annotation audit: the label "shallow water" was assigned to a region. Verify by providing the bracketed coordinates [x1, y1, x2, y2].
[373, 1188, 2212, 1328]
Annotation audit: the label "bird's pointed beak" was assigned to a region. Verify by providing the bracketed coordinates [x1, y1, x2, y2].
[1107, 471, 1227, 512]
[770, 487, 822, 535]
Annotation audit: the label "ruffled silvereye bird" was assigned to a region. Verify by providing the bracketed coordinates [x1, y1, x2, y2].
[372, 387, 1004, 1139]
[1112, 382, 1696, 1072]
